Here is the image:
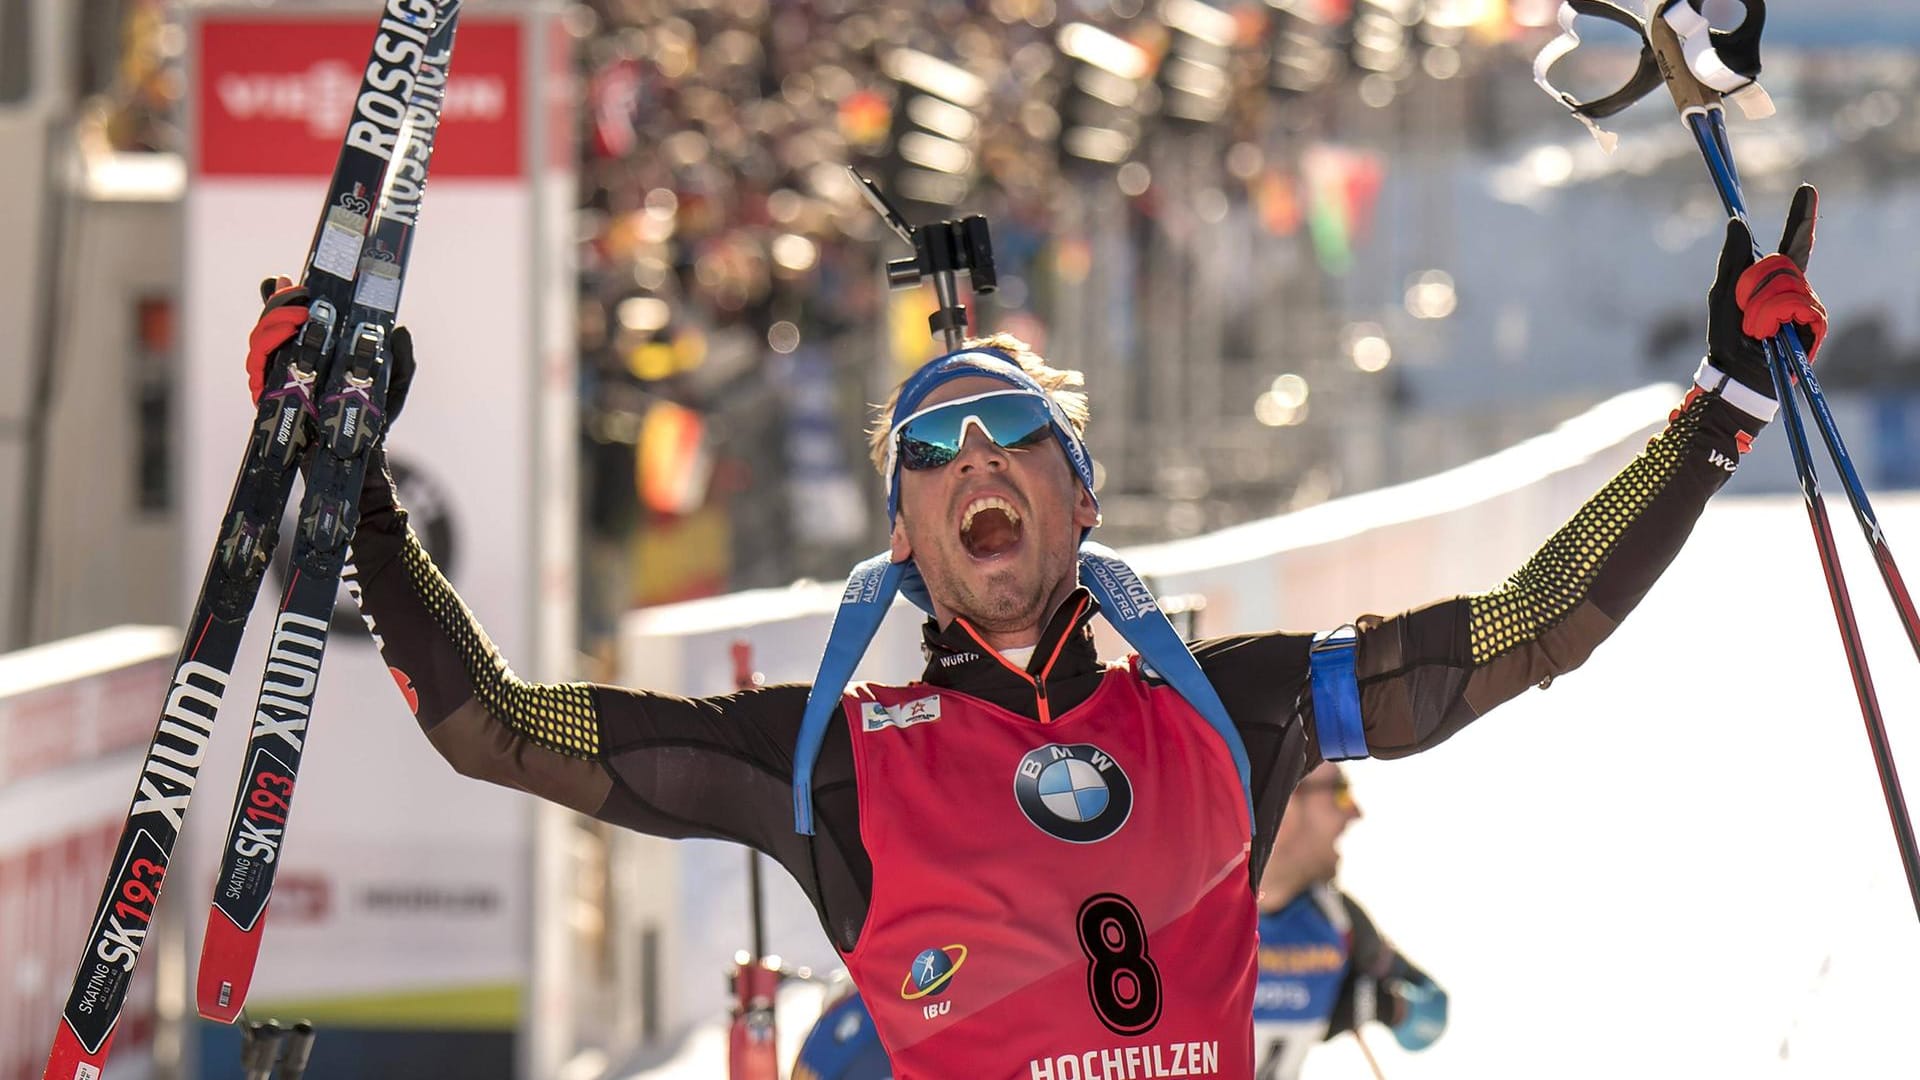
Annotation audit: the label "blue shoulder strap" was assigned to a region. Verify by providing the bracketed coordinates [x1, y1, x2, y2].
[792, 551, 912, 834]
[1076, 542, 1254, 826]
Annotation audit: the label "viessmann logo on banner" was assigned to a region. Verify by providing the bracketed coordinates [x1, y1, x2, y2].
[196, 18, 522, 179]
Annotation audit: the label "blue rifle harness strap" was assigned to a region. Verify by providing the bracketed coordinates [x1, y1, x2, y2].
[1077, 541, 1254, 823]
[792, 551, 907, 834]
[1309, 627, 1368, 762]
[791, 349, 1255, 834]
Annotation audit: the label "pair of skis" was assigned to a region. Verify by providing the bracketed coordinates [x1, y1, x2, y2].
[1535, 0, 1920, 920]
[42, 2, 462, 1077]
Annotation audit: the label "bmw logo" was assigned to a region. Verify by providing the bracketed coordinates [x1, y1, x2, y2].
[1013, 743, 1133, 843]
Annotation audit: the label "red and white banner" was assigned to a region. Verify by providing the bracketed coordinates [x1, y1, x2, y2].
[196, 18, 522, 179]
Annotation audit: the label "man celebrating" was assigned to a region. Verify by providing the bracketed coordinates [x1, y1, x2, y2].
[244, 188, 1826, 1076]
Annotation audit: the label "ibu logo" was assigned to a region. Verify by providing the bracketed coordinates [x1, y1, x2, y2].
[1013, 743, 1134, 843]
[899, 944, 968, 1019]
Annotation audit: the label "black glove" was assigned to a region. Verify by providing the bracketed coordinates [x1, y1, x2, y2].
[1704, 183, 1821, 412]
[386, 324, 416, 430]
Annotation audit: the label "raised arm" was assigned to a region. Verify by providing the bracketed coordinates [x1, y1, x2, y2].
[1204, 190, 1826, 846]
[239, 287, 873, 941]
[1354, 382, 1750, 755]
[346, 449, 874, 945]
[1359, 188, 1823, 757]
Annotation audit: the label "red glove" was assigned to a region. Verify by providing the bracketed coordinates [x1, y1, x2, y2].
[247, 275, 310, 403]
[1736, 256, 1826, 361]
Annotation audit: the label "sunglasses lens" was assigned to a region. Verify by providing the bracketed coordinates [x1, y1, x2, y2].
[896, 394, 1055, 471]
[1004, 423, 1054, 449]
[898, 436, 959, 471]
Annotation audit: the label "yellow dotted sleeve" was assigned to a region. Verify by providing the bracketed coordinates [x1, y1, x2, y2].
[1466, 394, 1701, 665]
[399, 533, 601, 759]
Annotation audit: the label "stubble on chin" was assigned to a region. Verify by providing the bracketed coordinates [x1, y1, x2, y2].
[949, 547, 1078, 634]
[936, 562, 1024, 629]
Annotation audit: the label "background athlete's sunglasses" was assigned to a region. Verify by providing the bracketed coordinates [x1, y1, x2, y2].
[889, 390, 1058, 472]
[1294, 774, 1358, 814]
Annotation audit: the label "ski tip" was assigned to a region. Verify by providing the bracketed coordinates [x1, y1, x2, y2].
[43, 1024, 110, 1080]
[195, 959, 248, 1024]
[196, 981, 247, 1024]
[195, 905, 266, 1024]
[196, 978, 246, 1025]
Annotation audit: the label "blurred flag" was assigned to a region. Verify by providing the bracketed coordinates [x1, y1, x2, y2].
[1302, 145, 1384, 276]
[630, 503, 732, 605]
[839, 89, 892, 151]
[626, 328, 708, 382]
[779, 347, 868, 546]
[636, 400, 713, 515]
[888, 284, 943, 373]
[589, 57, 644, 158]
[1256, 167, 1302, 237]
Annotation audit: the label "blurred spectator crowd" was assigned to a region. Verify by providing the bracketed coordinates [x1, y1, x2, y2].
[42, 0, 1920, 668]
[569, 0, 1565, 653]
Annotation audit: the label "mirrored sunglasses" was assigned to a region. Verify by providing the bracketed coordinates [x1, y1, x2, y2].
[891, 390, 1058, 472]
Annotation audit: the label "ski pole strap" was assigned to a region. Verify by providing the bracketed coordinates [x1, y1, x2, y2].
[1077, 542, 1255, 826]
[1657, 0, 1772, 117]
[1532, 0, 1662, 153]
[1309, 627, 1368, 762]
[1533, 0, 1773, 152]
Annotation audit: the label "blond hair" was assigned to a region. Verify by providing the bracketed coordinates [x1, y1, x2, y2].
[866, 333, 1090, 474]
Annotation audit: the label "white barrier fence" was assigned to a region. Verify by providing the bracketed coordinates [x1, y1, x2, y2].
[0, 625, 179, 1080]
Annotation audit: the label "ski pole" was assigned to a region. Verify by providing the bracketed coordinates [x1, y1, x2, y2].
[728, 640, 780, 1080]
[850, 167, 998, 353]
[1643, 10, 1920, 924]
[733, 640, 770, 973]
[1351, 1029, 1389, 1080]
[1534, 0, 1920, 924]
[1692, 105, 1920, 666]
[242, 1019, 283, 1080]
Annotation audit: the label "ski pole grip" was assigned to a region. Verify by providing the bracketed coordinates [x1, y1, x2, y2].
[277, 1021, 316, 1080]
[244, 1020, 283, 1080]
[1646, 2, 1718, 114]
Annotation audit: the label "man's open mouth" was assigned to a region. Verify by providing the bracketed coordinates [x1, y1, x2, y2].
[960, 496, 1024, 560]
